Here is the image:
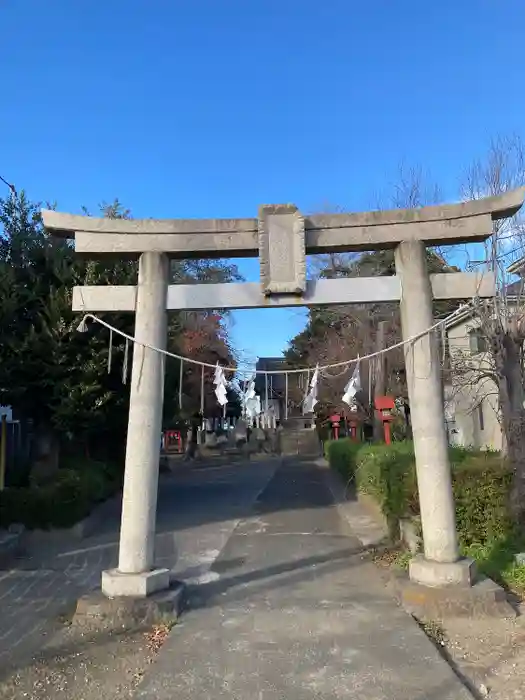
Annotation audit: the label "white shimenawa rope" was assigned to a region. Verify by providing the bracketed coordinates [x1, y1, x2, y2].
[77, 301, 475, 376]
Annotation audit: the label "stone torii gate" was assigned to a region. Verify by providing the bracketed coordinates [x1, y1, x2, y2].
[43, 189, 524, 598]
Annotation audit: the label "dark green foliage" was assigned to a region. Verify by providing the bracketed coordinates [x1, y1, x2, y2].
[326, 438, 361, 480]
[0, 191, 241, 463]
[0, 460, 120, 530]
[355, 442, 417, 529]
[0, 192, 137, 452]
[0, 189, 244, 536]
[450, 452, 513, 546]
[326, 439, 514, 547]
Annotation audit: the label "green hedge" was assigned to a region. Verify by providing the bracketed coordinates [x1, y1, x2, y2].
[0, 460, 121, 530]
[327, 439, 513, 547]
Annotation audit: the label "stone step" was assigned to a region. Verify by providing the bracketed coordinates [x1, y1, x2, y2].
[280, 417, 314, 431]
[280, 429, 319, 456]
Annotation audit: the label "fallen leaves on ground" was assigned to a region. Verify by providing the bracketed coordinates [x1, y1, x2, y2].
[145, 623, 172, 654]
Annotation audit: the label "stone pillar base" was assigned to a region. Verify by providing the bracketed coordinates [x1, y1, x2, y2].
[409, 555, 476, 588]
[74, 581, 185, 631]
[101, 567, 170, 598]
[396, 576, 514, 619]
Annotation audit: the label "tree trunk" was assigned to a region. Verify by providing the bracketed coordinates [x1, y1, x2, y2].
[30, 422, 60, 484]
[495, 329, 525, 520]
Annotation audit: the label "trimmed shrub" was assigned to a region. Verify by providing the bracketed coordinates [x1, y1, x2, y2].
[326, 439, 513, 547]
[326, 439, 361, 481]
[450, 453, 512, 546]
[354, 442, 417, 527]
[0, 460, 120, 530]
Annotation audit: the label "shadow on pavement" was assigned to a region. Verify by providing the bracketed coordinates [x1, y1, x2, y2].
[0, 544, 369, 683]
[185, 543, 375, 612]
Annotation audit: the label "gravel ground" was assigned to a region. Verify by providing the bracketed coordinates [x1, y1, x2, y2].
[372, 549, 525, 699]
[436, 609, 525, 700]
[0, 622, 168, 700]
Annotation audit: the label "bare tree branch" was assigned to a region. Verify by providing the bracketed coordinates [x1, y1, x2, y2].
[449, 135, 525, 516]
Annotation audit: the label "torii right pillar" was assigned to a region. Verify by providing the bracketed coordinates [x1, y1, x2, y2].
[395, 240, 473, 587]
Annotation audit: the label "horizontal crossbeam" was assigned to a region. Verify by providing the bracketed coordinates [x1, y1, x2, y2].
[43, 188, 525, 259]
[72, 217, 491, 259]
[72, 272, 495, 312]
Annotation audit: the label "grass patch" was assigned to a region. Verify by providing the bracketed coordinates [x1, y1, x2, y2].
[372, 546, 413, 571]
[394, 549, 413, 571]
[463, 534, 525, 597]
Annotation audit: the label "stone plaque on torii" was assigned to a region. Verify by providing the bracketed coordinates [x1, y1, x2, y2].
[43, 189, 524, 598]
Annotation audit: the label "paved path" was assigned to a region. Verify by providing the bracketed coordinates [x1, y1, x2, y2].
[137, 459, 472, 700]
[0, 459, 279, 676]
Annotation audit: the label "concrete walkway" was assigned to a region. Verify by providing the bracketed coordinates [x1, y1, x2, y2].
[0, 459, 279, 675]
[136, 458, 472, 699]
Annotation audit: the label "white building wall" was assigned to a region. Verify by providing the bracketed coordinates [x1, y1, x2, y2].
[446, 318, 503, 451]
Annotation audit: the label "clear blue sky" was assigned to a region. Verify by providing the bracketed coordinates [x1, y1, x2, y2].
[1, 0, 524, 362]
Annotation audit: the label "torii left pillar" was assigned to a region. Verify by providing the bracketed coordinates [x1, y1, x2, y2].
[102, 252, 170, 597]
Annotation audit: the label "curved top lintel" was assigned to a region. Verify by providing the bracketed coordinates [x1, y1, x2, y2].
[42, 186, 525, 238]
[307, 186, 525, 230]
[41, 211, 258, 237]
